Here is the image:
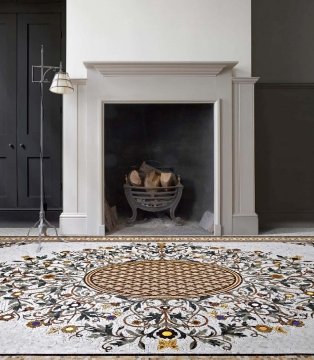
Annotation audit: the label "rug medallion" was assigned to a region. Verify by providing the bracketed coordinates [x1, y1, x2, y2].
[84, 256, 242, 298]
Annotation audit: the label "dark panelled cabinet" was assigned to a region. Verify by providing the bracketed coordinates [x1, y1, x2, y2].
[17, 13, 62, 209]
[0, 1, 65, 221]
[0, 14, 17, 208]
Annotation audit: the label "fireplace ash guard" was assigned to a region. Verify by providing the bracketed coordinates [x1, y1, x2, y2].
[123, 181, 183, 224]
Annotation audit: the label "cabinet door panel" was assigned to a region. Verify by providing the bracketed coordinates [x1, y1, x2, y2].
[0, 14, 17, 208]
[17, 13, 62, 209]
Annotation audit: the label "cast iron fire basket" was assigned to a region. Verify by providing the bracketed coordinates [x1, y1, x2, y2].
[124, 180, 183, 223]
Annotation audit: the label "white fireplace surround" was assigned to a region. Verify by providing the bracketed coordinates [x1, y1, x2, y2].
[60, 62, 259, 236]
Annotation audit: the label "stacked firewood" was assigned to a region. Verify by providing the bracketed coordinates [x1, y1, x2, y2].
[126, 161, 180, 189]
[104, 198, 118, 232]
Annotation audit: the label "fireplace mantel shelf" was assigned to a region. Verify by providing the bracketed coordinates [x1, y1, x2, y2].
[83, 61, 238, 76]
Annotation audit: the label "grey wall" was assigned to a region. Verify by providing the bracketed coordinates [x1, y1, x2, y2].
[252, 0, 314, 83]
[253, 0, 314, 227]
[105, 104, 214, 221]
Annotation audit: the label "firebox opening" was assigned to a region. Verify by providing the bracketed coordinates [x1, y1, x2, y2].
[104, 103, 214, 234]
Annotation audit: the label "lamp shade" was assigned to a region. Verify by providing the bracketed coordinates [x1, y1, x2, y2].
[49, 71, 74, 94]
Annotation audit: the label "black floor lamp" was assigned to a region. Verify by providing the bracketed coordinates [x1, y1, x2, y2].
[27, 45, 73, 245]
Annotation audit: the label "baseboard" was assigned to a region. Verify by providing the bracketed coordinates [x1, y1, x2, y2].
[0, 210, 61, 227]
[214, 224, 222, 236]
[258, 212, 314, 229]
[59, 213, 87, 235]
[232, 214, 259, 235]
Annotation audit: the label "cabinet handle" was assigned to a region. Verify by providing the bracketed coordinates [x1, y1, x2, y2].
[20, 144, 25, 149]
[8, 144, 14, 149]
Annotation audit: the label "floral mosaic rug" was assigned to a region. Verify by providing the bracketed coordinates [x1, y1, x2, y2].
[0, 239, 313, 355]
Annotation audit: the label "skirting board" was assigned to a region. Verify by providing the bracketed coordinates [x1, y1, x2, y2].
[60, 215, 256, 236]
[232, 214, 259, 235]
[258, 212, 314, 227]
[59, 213, 87, 235]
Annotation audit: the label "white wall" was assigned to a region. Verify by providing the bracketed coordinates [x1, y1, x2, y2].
[67, 0, 251, 78]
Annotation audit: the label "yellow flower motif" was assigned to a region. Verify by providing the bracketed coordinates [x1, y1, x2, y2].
[285, 293, 295, 299]
[12, 291, 23, 297]
[208, 310, 217, 317]
[274, 326, 288, 334]
[113, 310, 122, 317]
[255, 325, 273, 333]
[34, 293, 45, 299]
[220, 303, 229, 309]
[102, 304, 112, 309]
[305, 290, 314, 296]
[157, 339, 178, 350]
[162, 330, 172, 337]
[61, 325, 78, 334]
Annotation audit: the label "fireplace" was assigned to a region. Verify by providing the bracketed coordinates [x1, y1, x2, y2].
[60, 62, 259, 236]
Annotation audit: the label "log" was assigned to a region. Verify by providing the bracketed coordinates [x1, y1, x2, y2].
[139, 161, 161, 175]
[160, 172, 175, 187]
[111, 205, 118, 224]
[144, 170, 161, 189]
[128, 170, 142, 186]
[105, 199, 118, 232]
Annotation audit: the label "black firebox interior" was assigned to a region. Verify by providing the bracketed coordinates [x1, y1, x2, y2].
[104, 103, 214, 221]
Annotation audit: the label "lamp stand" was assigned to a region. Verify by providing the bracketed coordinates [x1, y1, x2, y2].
[27, 45, 66, 249]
